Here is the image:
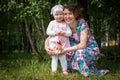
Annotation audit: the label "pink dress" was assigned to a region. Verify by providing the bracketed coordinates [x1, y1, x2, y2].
[46, 20, 72, 51]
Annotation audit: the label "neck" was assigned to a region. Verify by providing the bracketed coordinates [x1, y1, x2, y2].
[69, 20, 78, 32]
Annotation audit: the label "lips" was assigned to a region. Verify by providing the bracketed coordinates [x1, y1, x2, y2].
[65, 19, 71, 24]
[65, 18, 70, 21]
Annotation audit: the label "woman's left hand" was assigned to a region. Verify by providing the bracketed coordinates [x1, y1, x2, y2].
[60, 48, 67, 55]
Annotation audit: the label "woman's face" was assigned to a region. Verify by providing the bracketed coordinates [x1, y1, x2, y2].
[63, 8, 76, 25]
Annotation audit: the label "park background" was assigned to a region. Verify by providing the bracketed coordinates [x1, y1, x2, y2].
[0, 0, 120, 80]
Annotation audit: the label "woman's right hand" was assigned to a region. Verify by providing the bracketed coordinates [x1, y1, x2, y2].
[46, 47, 56, 56]
[45, 37, 55, 56]
[45, 37, 58, 56]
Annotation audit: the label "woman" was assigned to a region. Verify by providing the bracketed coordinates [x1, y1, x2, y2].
[45, 4, 109, 77]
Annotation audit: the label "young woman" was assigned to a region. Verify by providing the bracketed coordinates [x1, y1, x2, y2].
[45, 4, 109, 77]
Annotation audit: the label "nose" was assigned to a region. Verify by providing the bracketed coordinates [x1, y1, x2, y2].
[64, 14, 69, 19]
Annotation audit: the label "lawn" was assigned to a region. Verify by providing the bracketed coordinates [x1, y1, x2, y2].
[0, 50, 120, 80]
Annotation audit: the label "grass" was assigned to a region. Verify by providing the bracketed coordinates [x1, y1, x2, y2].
[0, 50, 120, 80]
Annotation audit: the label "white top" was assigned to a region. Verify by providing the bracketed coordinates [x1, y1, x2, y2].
[46, 20, 72, 50]
[46, 20, 72, 37]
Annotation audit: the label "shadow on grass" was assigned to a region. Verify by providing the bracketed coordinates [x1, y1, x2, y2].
[96, 55, 120, 75]
[0, 50, 37, 70]
[98, 46, 120, 74]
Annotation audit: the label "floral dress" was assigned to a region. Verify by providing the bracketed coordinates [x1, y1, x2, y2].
[66, 19, 109, 76]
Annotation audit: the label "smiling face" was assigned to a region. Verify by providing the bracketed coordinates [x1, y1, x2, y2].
[63, 5, 81, 26]
[53, 11, 64, 22]
[63, 8, 76, 25]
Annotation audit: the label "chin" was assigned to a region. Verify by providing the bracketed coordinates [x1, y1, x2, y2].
[64, 20, 69, 23]
[65, 19, 72, 24]
[66, 21, 72, 25]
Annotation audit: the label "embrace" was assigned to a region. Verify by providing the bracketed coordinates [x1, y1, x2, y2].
[45, 4, 109, 77]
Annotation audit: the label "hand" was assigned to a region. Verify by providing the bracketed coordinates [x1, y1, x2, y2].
[55, 31, 65, 36]
[46, 48, 56, 56]
[59, 31, 65, 36]
[55, 31, 61, 36]
[60, 48, 67, 55]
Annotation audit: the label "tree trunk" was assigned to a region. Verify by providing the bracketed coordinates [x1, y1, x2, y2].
[24, 19, 43, 62]
[21, 22, 31, 52]
[40, 14, 46, 39]
[32, 16, 43, 39]
[118, 29, 120, 47]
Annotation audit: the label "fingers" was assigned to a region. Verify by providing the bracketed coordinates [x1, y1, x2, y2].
[46, 48, 53, 55]
[48, 48, 53, 51]
[47, 48, 57, 56]
[47, 48, 65, 56]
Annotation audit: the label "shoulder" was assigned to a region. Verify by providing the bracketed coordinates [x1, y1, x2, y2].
[48, 20, 56, 25]
[79, 18, 86, 23]
[79, 18, 88, 27]
[77, 18, 89, 31]
[77, 18, 86, 27]
[62, 21, 69, 26]
[50, 20, 56, 23]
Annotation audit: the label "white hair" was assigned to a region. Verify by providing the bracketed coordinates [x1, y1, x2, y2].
[50, 4, 63, 15]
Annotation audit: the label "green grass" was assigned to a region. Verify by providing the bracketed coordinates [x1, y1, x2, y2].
[0, 50, 120, 80]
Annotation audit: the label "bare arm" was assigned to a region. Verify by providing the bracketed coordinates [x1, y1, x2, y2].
[62, 29, 88, 53]
[44, 37, 50, 52]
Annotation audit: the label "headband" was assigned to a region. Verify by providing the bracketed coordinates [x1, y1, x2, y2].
[50, 4, 63, 15]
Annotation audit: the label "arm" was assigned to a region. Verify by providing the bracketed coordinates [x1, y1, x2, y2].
[58, 25, 72, 37]
[64, 25, 72, 37]
[44, 37, 50, 52]
[46, 21, 56, 36]
[62, 29, 88, 52]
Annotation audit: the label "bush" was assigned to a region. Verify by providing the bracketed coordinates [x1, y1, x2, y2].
[100, 46, 120, 61]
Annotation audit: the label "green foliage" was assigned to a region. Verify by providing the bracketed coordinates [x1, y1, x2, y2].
[0, 0, 79, 52]
[100, 46, 120, 58]
[0, 0, 119, 60]
[89, 0, 120, 41]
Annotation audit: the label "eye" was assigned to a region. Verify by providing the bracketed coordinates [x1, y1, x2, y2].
[64, 13, 67, 15]
[69, 12, 73, 15]
[55, 14, 58, 16]
[60, 13, 63, 15]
